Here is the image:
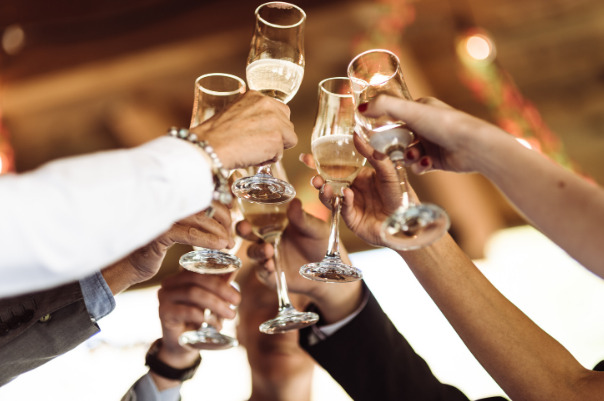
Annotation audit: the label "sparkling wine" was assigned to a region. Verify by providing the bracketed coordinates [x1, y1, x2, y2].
[246, 59, 304, 104]
[312, 134, 365, 186]
[238, 200, 288, 242]
[368, 127, 415, 158]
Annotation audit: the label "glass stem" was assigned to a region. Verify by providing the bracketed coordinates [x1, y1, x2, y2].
[200, 308, 212, 330]
[325, 195, 343, 258]
[271, 234, 293, 311]
[392, 158, 412, 210]
[257, 165, 273, 176]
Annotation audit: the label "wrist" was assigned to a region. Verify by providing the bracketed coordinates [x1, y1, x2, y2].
[100, 259, 140, 295]
[464, 122, 516, 176]
[188, 124, 233, 170]
[308, 280, 363, 324]
[167, 127, 232, 207]
[145, 339, 201, 382]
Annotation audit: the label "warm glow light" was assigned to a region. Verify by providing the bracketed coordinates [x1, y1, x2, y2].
[465, 34, 493, 61]
[2, 24, 25, 55]
[456, 29, 497, 64]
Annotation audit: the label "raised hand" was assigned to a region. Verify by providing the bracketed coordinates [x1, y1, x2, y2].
[360, 95, 511, 175]
[191, 91, 297, 170]
[101, 202, 234, 294]
[157, 270, 239, 353]
[238, 198, 362, 324]
[305, 133, 406, 249]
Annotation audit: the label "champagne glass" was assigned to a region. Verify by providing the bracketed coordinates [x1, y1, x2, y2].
[347, 49, 450, 250]
[232, 1, 306, 204]
[237, 163, 319, 334]
[178, 73, 245, 350]
[299, 77, 365, 283]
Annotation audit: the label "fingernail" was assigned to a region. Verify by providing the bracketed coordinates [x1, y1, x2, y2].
[420, 157, 430, 167]
[357, 102, 369, 113]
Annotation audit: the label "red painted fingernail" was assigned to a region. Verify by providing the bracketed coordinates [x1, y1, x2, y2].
[357, 102, 369, 112]
[420, 157, 430, 167]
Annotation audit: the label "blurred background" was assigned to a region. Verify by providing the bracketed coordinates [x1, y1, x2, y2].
[1, 0, 604, 399]
[2, 0, 604, 264]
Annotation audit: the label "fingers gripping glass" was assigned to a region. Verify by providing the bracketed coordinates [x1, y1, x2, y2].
[231, 2, 305, 204]
[347, 49, 450, 250]
[299, 78, 365, 283]
[238, 194, 319, 334]
[178, 73, 245, 350]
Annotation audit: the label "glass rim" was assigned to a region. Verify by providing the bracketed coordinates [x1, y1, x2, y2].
[195, 73, 246, 97]
[255, 1, 306, 29]
[318, 77, 352, 98]
[347, 48, 402, 83]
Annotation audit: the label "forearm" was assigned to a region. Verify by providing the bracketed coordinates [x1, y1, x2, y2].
[399, 234, 602, 400]
[473, 133, 604, 277]
[0, 137, 212, 297]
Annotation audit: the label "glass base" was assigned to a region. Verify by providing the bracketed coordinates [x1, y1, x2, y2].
[179, 326, 238, 351]
[259, 307, 319, 334]
[381, 204, 450, 250]
[232, 174, 296, 204]
[179, 249, 241, 274]
[299, 256, 362, 283]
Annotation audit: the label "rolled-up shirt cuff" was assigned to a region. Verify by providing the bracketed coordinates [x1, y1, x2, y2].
[79, 272, 116, 322]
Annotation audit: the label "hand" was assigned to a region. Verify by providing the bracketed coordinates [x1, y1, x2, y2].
[157, 270, 240, 356]
[305, 134, 403, 249]
[238, 199, 329, 297]
[238, 198, 363, 324]
[150, 269, 240, 388]
[191, 90, 297, 170]
[101, 202, 234, 294]
[360, 96, 510, 174]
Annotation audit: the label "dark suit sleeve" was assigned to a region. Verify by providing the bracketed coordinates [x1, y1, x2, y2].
[0, 281, 100, 386]
[299, 284, 507, 401]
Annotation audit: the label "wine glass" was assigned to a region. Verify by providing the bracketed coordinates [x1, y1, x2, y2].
[178, 73, 245, 350]
[299, 77, 365, 283]
[237, 163, 319, 334]
[231, 1, 306, 204]
[347, 49, 450, 250]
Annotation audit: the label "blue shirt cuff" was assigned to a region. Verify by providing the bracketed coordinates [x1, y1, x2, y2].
[79, 272, 116, 322]
[134, 373, 182, 401]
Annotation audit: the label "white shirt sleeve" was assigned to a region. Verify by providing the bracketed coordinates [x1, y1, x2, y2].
[0, 136, 213, 297]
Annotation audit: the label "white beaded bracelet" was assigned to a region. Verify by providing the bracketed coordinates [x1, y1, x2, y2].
[167, 127, 232, 208]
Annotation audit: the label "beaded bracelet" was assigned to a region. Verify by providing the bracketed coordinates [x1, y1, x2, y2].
[167, 127, 232, 208]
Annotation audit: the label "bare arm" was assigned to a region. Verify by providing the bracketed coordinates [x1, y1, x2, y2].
[363, 96, 604, 278]
[313, 136, 604, 400]
[398, 234, 604, 401]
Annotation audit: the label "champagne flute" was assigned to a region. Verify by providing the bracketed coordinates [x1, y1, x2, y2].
[347, 49, 450, 250]
[237, 163, 319, 334]
[232, 1, 306, 204]
[299, 77, 365, 283]
[178, 73, 245, 350]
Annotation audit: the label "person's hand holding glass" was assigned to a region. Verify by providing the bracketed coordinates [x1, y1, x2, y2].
[237, 163, 319, 334]
[299, 77, 365, 283]
[347, 49, 450, 250]
[178, 73, 245, 350]
[232, 1, 306, 204]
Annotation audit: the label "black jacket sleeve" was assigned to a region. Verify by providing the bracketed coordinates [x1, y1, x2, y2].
[299, 284, 508, 401]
